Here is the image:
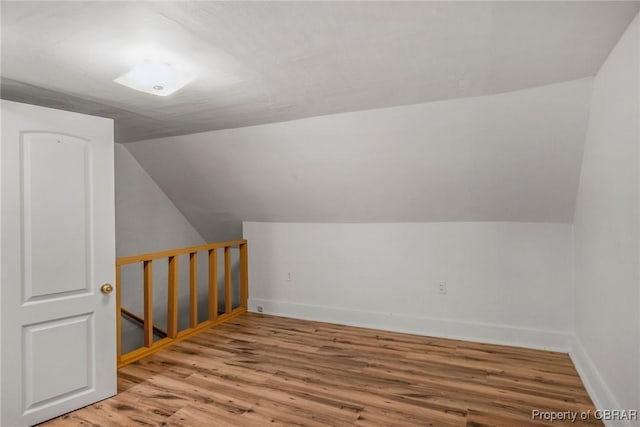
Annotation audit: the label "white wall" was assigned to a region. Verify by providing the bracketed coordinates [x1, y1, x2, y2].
[571, 14, 640, 421]
[244, 221, 573, 350]
[115, 143, 206, 258]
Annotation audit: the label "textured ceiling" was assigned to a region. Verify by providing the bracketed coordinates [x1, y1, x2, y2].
[125, 79, 593, 240]
[1, 1, 638, 143]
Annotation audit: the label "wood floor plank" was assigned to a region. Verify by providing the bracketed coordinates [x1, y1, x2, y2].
[42, 313, 602, 426]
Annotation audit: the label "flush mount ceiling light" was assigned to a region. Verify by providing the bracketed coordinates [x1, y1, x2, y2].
[114, 58, 195, 96]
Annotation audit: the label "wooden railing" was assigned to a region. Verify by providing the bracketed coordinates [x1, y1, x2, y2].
[116, 239, 248, 367]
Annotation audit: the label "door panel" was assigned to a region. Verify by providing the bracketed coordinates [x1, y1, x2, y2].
[23, 314, 93, 411]
[1, 100, 116, 426]
[23, 133, 93, 301]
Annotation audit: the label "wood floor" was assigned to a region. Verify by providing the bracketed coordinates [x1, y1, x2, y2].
[44, 313, 601, 426]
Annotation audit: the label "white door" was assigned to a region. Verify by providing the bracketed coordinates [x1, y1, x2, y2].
[1, 100, 116, 426]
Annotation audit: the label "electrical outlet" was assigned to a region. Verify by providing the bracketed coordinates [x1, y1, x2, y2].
[257, 306, 263, 313]
[286, 272, 292, 282]
[438, 281, 447, 295]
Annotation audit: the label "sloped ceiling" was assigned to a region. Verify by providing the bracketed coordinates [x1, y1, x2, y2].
[1, 1, 638, 142]
[125, 79, 593, 241]
[2, 2, 637, 234]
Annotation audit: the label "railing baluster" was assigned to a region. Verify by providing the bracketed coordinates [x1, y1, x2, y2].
[208, 249, 218, 320]
[189, 252, 198, 328]
[116, 265, 122, 362]
[239, 243, 248, 309]
[143, 260, 154, 347]
[224, 246, 232, 314]
[167, 255, 178, 338]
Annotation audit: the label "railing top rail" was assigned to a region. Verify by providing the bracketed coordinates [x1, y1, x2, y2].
[116, 239, 247, 266]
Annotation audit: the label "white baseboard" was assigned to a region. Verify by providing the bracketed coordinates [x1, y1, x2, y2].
[569, 337, 633, 427]
[249, 298, 571, 352]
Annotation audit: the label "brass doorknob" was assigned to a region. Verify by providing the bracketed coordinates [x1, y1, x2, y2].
[100, 283, 114, 294]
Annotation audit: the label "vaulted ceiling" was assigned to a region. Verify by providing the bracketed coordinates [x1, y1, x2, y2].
[125, 79, 593, 240]
[2, 2, 638, 233]
[2, 1, 638, 142]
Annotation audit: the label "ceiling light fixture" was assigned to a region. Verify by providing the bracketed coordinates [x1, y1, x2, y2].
[114, 58, 194, 96]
